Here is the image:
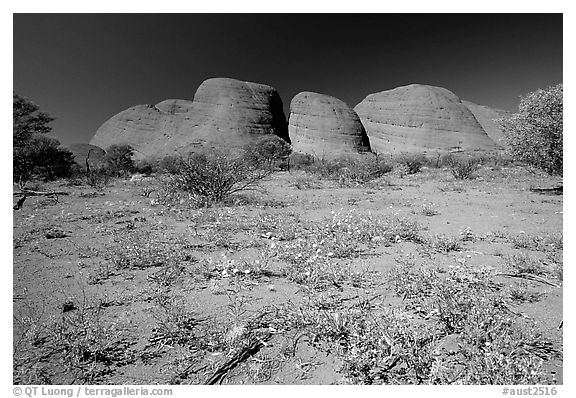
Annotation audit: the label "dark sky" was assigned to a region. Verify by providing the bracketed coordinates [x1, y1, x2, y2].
[13, 13, 563, 145]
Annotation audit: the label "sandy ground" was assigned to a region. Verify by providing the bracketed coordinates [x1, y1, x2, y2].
[13, 165, 563, 385]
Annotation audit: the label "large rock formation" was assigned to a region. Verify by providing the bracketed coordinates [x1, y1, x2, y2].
[288, 92, 371, 157]
[90, 78, 289, 159]
[462, 100, 511, 147]
[354, 84, 500, 154]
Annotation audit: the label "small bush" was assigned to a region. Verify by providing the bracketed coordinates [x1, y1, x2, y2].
[428, 234, 462, 252]
[104, 144, 135, 177]
[395, 152, 428, 174]
[504, 252, 547, 276]
[304, 154, 392, 186]
[164, 148, 273, 205]
[133, 158, 155, 175]
[85, 167, 113, 188]
[154, 155, 185, 174]
[288, 152, 314, 170]
[448, 157, 481, 180]
[243, 135, 292, 170]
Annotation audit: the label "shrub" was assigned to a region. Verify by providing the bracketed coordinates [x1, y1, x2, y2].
[395, 152, 428, 174]
[14, 135, 76, 182]
[288, 152, 314, 170]
[134, 158, 155, 175]
[497, 84, 563, 176]
[244, 135, 292, 169]
[448, 157, 481, 180]
[104, 144, 135, 176]
[85, 167, 113, 188]
[304, 154, 392, 186]
[156, 154, 185, 174]
[165, 148, 273, 205]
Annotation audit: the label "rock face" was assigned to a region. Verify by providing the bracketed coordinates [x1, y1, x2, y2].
[354, 84, 500, 154]
[289, 92, 371, 157]
[90, 78, 289, 159]
[462, 100, 511, 147]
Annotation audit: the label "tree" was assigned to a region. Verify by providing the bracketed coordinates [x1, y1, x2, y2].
[105, 144, 135, 176]
[13, 93, 54, 147]
[13, 93, 74, 182]
[244, 135, 292, 169]
[497, 84, 563, 176]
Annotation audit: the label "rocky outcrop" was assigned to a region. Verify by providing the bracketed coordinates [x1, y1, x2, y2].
[89, 78, 289, 159]
[354, 84, 500, 154]
[288, 92, 371, 157]
[462, 100, 510, 147]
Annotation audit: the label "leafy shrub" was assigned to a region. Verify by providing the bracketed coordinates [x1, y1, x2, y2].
[497, 84, 563, 176]
[288, 152, 314, 170]
[156, 154, 185, 174]
[85, 167, 113, 188]
[133, 158, 155, 175]
[448, 157, 481, 180]
[104, 144, 135, 176]
[244, 135, 292, 169]
[14, 135, 76, 182]
[395, 152, 428, 174]
[164, 148, 273, 205]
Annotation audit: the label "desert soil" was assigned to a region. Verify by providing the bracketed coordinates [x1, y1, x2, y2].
[13, 165, 563, 385]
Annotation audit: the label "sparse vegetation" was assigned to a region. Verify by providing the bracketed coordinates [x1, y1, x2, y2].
[13, 142, 562, 385]
[303, 154, 393, 186]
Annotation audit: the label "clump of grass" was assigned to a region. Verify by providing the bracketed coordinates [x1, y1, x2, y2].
[504, 252, 547, 276]
[87, 261, 117, 285]
[289, 174, 323, 190]
[459, 227, 477, 242]
[106, 230, 192, 270]
[508, 282, 545, 303]
[428, 234, 462, 253]
[201, 251, 277, 281]
[151, 295, 217, 348]
[509, 232, 563, 252]
[14, 298, 136, 384]
[420, 203, 439, 216]
[546, 251, 563, 282]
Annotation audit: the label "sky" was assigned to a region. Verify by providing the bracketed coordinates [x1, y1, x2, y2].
[13, 13, 563, 146]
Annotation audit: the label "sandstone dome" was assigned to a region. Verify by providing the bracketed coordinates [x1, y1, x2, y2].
[89, 77, 289, 159]
[288, 91, 371, 157]
[354, 84, 500, 154]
